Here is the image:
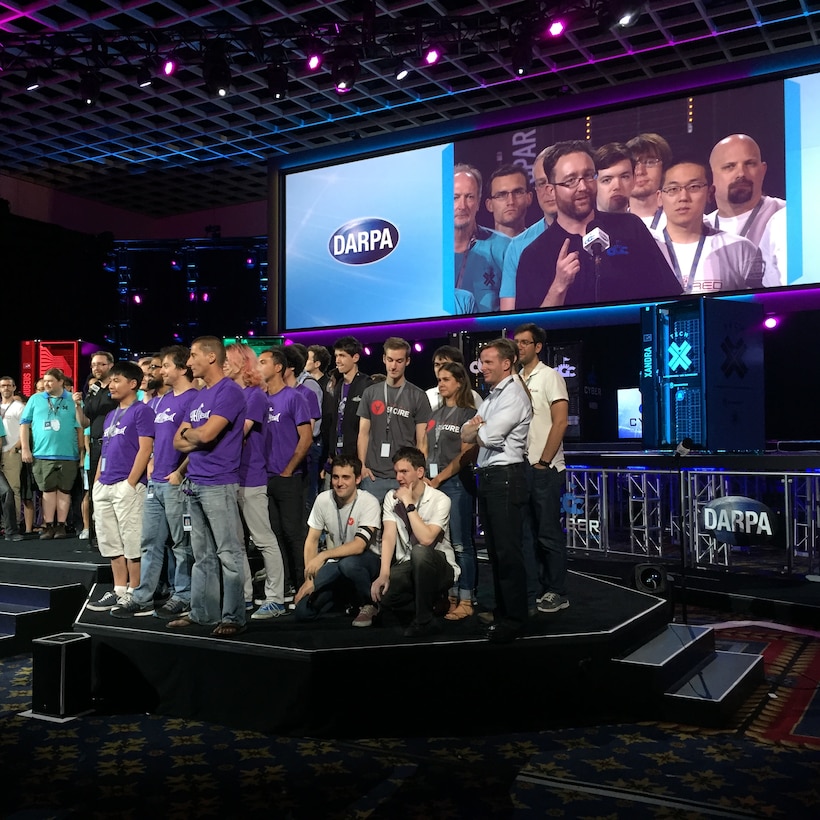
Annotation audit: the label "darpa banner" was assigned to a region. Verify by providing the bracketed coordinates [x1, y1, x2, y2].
[329, 217, 400, 265]
[701, 496, 777, 546]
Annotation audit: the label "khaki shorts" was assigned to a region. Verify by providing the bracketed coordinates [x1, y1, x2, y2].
[32, 459, 79, 493]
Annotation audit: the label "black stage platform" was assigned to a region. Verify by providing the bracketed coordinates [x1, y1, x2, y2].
[76, 571, 671, 737]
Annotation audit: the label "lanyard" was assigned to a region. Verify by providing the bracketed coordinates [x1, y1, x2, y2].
[663, 228, 706, 293]
[650, 207, 663, 229]
[455, 235, 477, 290]
[714, 199, 764, 238]
[335, 494, 358, 546]
[383, 381, 406, 435]
[46, 395, 66, 416]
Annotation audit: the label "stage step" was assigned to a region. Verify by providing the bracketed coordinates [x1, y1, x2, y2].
[611, 623, 764, 726]
[664, 650, 765, 726]
[0, 583, 87, 658]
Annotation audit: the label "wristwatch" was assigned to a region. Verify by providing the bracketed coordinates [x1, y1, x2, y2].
[406, 503, 416, 513]
[538, 459, 552, 468]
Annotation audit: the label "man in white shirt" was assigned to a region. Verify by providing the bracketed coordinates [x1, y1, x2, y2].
[0, 376, 25, 541]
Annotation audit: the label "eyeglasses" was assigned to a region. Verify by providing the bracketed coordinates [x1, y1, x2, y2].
[634, 157, 661, 168]
[660, 182, 709, 196]
[490, 188, 528, 201]
[515, 339, 535, 347]
[552, 173, 597, 190]
[148, 364, 162, 370]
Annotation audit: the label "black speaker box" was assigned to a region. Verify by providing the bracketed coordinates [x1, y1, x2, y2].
[31, 632, 92, 718]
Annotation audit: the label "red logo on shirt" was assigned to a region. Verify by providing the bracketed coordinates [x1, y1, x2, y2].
[371, 400, 386, 415]
[348, 517, 355, 527]
[427, 419, 436, 431]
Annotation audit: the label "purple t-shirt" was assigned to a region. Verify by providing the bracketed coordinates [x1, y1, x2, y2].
[151, 388, 198, 482]
[99, 401, 155, 485]
[239, 385, 269, 487]
[264, 386, 311, 476]
[186, 377, 246, 485]
[296, 383, 321, 424]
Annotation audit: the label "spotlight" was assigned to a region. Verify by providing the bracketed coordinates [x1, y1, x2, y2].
[510, 33, 533, 76]
[133, 294, 142, 305]
[332, 51, 360, 94]
[163, 57, 177, 76]
[266, 63, 288, 99]
[632, 563, 668, 596]
[136, 65, 153, 88]
[79, 72, 100, 105]
[25, 69, 40, 91]
[606, 1, 644, 29]
[764, 316, 779, 329]
[413, 342, 423, 353]
[547, 19, 567, 38]
[422, 44, 442, 66]
[203, 43, 231, 97]
[393, 59, 409, 82]
[306, 40, 323, 71]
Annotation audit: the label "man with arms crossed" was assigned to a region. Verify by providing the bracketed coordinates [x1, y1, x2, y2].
[462, 338, 532, 643]
[169, 336, 247, 637]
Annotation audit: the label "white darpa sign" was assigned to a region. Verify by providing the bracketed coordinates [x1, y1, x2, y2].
[329, 217, 399, 265]
[702, 496, 776, 546]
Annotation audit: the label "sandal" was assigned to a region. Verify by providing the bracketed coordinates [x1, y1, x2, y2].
[167, 615, 197, 629]
[445, 600, 474, 621]
[210, 622, 247, 638]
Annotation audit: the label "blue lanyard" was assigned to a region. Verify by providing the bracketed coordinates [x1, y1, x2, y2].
[663, 228, 706, 293]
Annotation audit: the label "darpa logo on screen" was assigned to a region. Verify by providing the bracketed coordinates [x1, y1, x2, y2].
[701, 496, 776, 546]
[329, 218, 400, 265]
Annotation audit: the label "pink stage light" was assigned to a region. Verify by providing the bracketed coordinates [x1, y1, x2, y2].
[163, 58, 177, 77]
[423, 46, 441, 66]
[307, 53, 322, 71]
[764, 316, 779, 329]
[548, 20, 566, 38]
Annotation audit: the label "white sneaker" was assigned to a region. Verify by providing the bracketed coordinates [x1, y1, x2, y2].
[78, 529, 90, 540]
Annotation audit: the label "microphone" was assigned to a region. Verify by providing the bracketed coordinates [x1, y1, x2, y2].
[582, 224, 610, 258]
[87, 380, 102, 397]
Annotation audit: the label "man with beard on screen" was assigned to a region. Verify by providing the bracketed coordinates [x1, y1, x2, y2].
[515, 140, 680, 309]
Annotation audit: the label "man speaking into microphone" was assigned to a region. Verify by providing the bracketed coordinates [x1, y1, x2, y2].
[515, 141, 681, 309]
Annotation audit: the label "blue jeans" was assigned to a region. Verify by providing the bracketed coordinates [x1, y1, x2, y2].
[522, 464, 567, 603]
[440, 475, 476, 598]
[188, 481, 246, 626]
[293, 551, 381, 621]
[132, 480, 192, 606]
[362, 476, 398, 506]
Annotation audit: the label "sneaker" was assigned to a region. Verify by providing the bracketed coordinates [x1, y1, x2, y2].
[253, 597, 266, 606]
[78, 529, 90, 540]
[245, 600, 255, 611]
[352, 603, 379, 628]
[536, 592, 570, 613]
[154, 599, 191, 620]
[283, 586, 296, 602]
[251, 601, 289, 620]
[87, 590, 122, 611]
[110, 598, 155, 618]
[4, 533, 24, 542]
[52, 523, 67, 540]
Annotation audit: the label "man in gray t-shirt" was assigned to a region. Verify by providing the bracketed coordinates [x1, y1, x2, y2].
[294, 455, 382, 627]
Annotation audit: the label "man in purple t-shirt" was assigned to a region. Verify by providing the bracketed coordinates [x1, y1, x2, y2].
[259, 347, 312, 596]
[167, 336, 248, 638]
[111, 346, 198, 620]
[87, 361, 154, 611]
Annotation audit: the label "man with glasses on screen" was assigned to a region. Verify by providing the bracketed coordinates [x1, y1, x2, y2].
[485, 164, 532, 238]
[705, 133, 786, 287]
[499, 146, 558, 311]
[453, 163, 509, 314]
[651, 160, 764, 293]
[514, 140, 680, 309]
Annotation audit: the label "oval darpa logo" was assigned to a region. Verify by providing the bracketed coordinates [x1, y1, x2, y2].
[329, 218, 399, 265]
[701, 496, 776, 546]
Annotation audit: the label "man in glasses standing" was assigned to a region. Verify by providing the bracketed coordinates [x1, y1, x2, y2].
[626, 133, 673, 231]
[651, 160, 763, 293]
[484, 164, 532, 238]
[453, 163, 509, 314]
[514, 140, 680, 309]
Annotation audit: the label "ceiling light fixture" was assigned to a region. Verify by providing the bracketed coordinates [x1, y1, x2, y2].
[25, 69, 40, 91]
[266, 63, 289, 99]
[203, 43, 231, 97]
[79, 71, 100, 105]
[332, 51, 360, 94]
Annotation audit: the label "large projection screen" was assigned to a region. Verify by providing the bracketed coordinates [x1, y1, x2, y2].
[282, 72, 816, 332]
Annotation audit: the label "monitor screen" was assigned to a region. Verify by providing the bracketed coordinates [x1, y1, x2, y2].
[618, 387, 643, 440]
[281, 71, 817, 331]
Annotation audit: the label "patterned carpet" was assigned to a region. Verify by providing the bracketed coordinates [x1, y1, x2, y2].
[1, 621, 819, 818]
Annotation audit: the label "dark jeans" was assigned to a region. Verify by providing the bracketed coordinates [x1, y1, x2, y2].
[381, 545, 454, 624]
[0, 469, 18, 535]
[294, 551, 381, 620]
[267, 474, 307, 589]
[523, 464, 567, 603]
[477, 462, 529, 627]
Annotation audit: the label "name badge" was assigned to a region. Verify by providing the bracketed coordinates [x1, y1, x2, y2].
[380, 442, 391, 458]
[429, 464, 439, 478]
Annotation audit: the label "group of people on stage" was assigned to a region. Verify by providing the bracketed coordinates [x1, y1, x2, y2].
[454, 132, 785, 314]
[1, 328, 570, 642]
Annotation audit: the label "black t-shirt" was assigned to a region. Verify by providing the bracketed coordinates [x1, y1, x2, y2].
[515, 211, 682, 309]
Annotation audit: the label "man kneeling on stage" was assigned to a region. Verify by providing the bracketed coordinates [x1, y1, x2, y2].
[294, 455, 382, 627]
[371, 446, 458, 638]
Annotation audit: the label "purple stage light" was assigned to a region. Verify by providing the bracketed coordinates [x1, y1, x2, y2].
[413, 342, 423, 352]
[201, 292, 210, 302]
[163, 58, 177, 77]
[307, 53, 322, 71]
[423, 46, 441, 66]
[133, 294, 142, 305]
[548, 20, 566, 37]
[764, 316, 779, 329]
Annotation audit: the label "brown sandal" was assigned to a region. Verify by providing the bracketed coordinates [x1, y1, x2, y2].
[445, 600, 474, 621]
[210, 622, 247, 638]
